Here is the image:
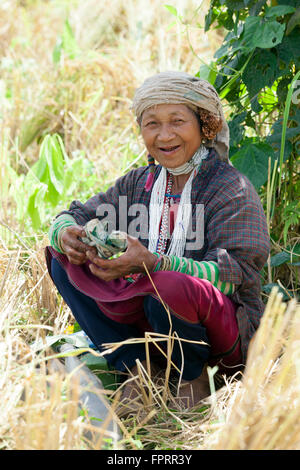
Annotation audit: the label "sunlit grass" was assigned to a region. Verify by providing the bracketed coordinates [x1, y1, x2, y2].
[0, 0, 299, 451]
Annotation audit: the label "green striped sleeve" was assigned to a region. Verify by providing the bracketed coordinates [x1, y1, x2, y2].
[163, 255, 235, 296]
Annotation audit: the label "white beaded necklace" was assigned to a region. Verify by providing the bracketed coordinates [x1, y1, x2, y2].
[148, 145, 209, 256]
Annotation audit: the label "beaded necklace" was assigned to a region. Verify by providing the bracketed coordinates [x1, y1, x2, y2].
[156, 172, 173, 254]
[148, 145, 209, 257]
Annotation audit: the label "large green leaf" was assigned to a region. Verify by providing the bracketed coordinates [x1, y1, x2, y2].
[61, 19, 80, 59]
[265, 5, 296, 18]
[240, 16, 285, 52]
[242, 50, 280, 98]
[42, 135, 65, 195]
[277, 29, 300, 68]
[228, 111, 247, 147]
[197, 62, 217, 85]
[270, 245, 300, 267]
[286, 7, 300, 34]
[31, 134, 66, 207]
[230, 141, 276, 188]
[26, 183, 48, 229]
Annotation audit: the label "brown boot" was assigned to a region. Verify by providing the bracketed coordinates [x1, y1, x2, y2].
[171, 366, 211, 411]
[115, 361, 161, 419]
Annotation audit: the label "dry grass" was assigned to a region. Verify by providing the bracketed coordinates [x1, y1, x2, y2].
[0, 224, 299, 450]
[188, 289, 300, 450]
[1, 0, 299, 451]
[98, 288, 300, 450]
[0, 0, 220, 167]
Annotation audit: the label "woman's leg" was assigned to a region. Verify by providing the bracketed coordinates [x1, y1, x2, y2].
[141, 274, 242, 408]
[143, 272, 242, 376]
[143, 295, 210, 381]
[51, 258, 147, 373]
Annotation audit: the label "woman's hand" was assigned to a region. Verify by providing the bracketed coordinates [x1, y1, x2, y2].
[60, 225, 96, 265]
[86, 235, 157, 281]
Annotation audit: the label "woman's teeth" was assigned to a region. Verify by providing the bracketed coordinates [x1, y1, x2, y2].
[160, 145, 180, 153]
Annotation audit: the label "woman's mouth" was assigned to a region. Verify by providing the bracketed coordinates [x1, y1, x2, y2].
[159, 145, 181, 155]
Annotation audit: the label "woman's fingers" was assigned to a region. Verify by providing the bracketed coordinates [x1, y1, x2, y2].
[67, 251, 87, 265]
[86, 249, 129, 280]
[60, 225, 89, 264]
[86, 250, 122, 268]
[88, 262, 113, 281]
[61, 226, 87, 252]
[86, 234, 157, 279]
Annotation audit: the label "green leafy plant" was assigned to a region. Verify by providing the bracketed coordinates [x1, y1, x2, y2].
[12, 133, 96, 231]
[53, 19, 81, 64]
[166, 0, 300, 298]
[200, 0, 300, 297]
[203, 0, 299, 190]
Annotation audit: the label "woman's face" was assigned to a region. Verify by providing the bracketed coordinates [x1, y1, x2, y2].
[140, 103, 202, 169]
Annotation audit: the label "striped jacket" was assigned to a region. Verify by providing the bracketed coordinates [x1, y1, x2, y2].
[58, 149, 270, 363]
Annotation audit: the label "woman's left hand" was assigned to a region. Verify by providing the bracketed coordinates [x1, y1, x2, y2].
[86, 235, 157, 281]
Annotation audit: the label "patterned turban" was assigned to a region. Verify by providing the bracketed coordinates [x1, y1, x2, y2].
[132, 71, 229, 161]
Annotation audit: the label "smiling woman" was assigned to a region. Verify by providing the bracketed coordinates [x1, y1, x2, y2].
[46, 71, 270, 416]
[141, 104, 203, 176]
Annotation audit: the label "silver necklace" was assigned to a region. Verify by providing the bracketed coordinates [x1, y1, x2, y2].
[167, 144, 208, 175]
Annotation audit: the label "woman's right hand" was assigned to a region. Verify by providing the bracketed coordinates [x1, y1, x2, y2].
[60, 225, 94, 265]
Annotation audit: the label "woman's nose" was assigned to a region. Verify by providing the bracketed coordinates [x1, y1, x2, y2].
[157, 123, 175, 141]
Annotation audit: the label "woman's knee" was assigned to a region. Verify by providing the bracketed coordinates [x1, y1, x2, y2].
[143, 295, 157, 311]
[50, 258, 70, 291]
[51, 258, 61, 282]
[143, 295, 166, 319]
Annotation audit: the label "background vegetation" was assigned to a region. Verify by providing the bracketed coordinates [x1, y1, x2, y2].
[0, 0, 299, 450]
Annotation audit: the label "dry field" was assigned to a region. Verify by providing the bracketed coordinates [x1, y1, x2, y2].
[0, 0, 299, 450]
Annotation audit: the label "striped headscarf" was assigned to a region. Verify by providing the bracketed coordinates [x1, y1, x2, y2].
[132, 71, 229, 161]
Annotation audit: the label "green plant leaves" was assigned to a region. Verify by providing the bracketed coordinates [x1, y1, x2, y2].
[197, 62, 217, 84]
[35, 134, 65, 195]
[164, 4, 179, 17]
[53, 19, 81, 64]
[228, 111, 247, 147]
[242, 50, 280, 98]
[26, 183, 48, 229]
[15, 133, 97, 231]
[265, 5, 296, 19]
[286, 7, 300, 35]
[23, 134, 67, 229]
[261, 283, 293, 300]
[270, 245, 300, 267]
[230, 141, 276, 189]
[202, 0, 299, 299]
[241, 16, 286, 52]
[229, 105, 299, 190]
[277, 29, 300, 68]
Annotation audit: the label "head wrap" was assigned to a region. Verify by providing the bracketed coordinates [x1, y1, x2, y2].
[132, 71, 229, 162]
[132, 71, 230, 257]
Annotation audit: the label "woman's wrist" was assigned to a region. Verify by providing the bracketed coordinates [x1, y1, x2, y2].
[49, 214, 78, 253]
[145, 252, 160, 273]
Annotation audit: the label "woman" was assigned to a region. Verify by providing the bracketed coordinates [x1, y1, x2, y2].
[46, 72, 270, 413]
